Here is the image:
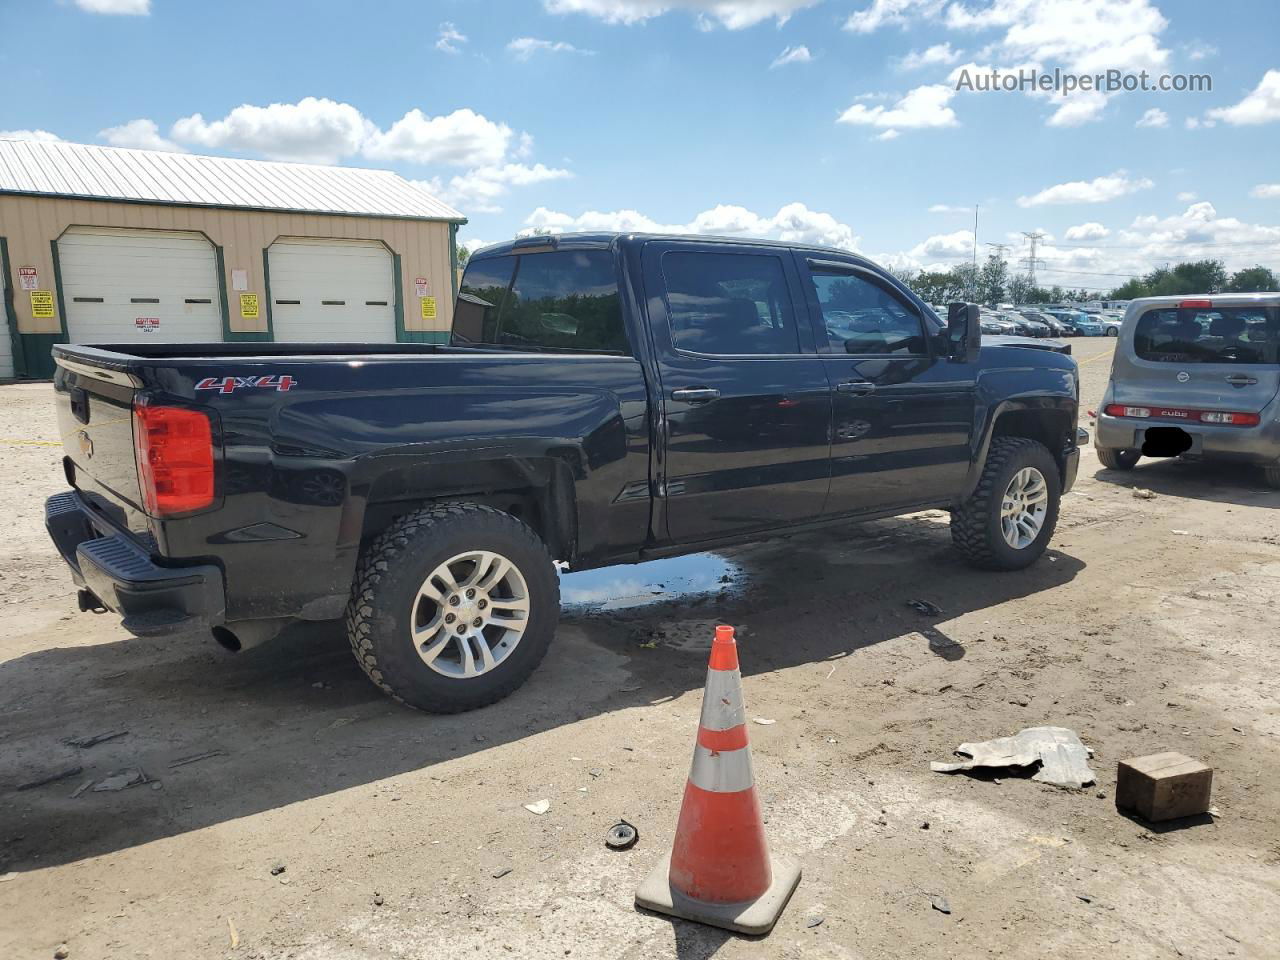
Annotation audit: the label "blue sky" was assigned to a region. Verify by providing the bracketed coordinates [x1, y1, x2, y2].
[3, 0, 1279, 291]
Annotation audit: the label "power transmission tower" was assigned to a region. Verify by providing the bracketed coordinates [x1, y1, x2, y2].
[1020, 231, 1047, 289]
[985, 242, 1010, 262]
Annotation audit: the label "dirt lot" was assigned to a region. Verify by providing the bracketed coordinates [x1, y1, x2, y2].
[2, 338, 1278, 960]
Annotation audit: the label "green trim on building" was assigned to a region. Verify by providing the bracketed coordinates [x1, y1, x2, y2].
[237, 247, 276, 343]
[215, 244, 233, 341]
[16, 239, 74, 378]
[449, 223, 459, 345]
[392, 252, 407, 342]
[0, 237, 28, 378]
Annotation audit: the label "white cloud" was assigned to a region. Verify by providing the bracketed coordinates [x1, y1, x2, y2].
[838, 84, 958, 130]
[74, 0, 149, 14]
[1186, 44, 1216, 62]
[1176, 191, 1197, 202]
[770, 45, 813, 69]
[898, 42, 962, 70]
[436, 22, 467, 54]
[1135, 107, 1168, 128]
[1207, 69, 1280, 126]
[0, 129, 63, 142]
[1063, 222, 1110, 241]
[875, 129, 901, 140]
[508, 37, 596, 60]
[1045, 90, 1108, 127]
[910, 229, 975, 259]
[423, 163, 573, 214]
[99, 118, 185, 152]
[361, 108, 512, 167]
[543, 0, 820, 29]
[928, 204, 971, 214]
[523, 201, 861, 250]
[1017, 171, 1153, 207]
[1252, 184, 1280, 199]
[171, 97, 374, 164]
[845, 0, 943, 33]
[1184, 116, 1216, 130]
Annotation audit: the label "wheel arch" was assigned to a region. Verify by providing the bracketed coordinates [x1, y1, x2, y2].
[962, 396, 1077, 499]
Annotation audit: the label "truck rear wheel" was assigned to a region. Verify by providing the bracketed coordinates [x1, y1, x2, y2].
[346, 503, 560, 713]
[1097, 447, 1140, 470]
[951, 437, 1061, 571]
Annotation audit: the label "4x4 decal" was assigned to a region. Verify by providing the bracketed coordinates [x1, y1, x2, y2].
[195, 375, 297, 394]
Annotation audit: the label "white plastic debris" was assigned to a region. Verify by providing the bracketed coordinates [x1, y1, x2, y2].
[523, 799, 551, 815]
[752, 718, 776, 725]
[931, 726, 1096, 789]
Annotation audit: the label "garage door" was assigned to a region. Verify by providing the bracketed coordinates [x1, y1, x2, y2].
[267, 238, 396, 342]
[58, 227, 222, 344]
[0, 260, 13, 378]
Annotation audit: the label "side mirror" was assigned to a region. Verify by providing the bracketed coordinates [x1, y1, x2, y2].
[946, 302, 982, 362]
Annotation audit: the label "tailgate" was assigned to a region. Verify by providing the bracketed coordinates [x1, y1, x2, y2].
[54, 363, 143, 512]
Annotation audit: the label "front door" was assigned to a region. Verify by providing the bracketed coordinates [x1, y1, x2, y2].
[643, 241, 832, 542]
[795, 255, 976, 515]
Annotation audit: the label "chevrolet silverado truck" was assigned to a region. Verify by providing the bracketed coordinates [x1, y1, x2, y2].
[46, 233, 1082, 713]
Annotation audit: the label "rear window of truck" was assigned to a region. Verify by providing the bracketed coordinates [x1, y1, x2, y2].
[453, 251, 628, 354]
[1134, 306, 1280, 364]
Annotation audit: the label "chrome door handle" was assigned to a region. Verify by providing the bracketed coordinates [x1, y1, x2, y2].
[1225, 375, 1258, 386]
[671, 387, 721, 403]
[835, 380, 876, 395]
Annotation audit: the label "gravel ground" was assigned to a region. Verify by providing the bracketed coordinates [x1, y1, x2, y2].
[1, 338, 1278, 960]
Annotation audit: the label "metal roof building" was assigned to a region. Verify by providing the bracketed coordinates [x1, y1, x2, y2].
[0, 139, 465, 378]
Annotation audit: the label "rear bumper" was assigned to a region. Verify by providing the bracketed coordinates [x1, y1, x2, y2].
[45, 491, 225, 637]
[1095, 414, 1280, 464]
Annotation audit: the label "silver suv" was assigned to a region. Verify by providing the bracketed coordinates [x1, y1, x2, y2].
[1096, 294, 1280, 488]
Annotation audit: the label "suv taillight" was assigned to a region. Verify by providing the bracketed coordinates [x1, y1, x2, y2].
[133, 401, 216, 516]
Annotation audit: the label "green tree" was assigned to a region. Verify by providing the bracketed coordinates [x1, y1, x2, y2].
[1225, 265, 1279, 292]
[456, 245, 472, 268]
[1007, 272, 1034, 304]
[977, 253, 1008, 305]
[1108, 276, 1148, 299]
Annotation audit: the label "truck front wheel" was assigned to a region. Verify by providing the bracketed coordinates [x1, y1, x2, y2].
[346, 503, 560, 713]
[951, 437, 1061, 571]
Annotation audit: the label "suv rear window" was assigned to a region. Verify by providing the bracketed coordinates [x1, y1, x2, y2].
[1134, 306, 1280, 364]
[453, 250, 627, 354]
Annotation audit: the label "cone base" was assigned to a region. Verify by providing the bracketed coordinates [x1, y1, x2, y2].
[634, 850, 801, 935]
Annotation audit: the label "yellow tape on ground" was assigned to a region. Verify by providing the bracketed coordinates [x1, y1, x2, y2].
[0, 438, 61, 446]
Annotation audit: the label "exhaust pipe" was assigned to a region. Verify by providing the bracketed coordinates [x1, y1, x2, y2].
[211, 618, 289, 653]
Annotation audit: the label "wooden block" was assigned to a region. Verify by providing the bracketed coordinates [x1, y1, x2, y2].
[1115, 752, 1213, 822]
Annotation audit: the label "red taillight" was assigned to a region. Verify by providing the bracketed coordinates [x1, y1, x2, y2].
[1179, 299, 1212, 309]
[1104, 402, 1259, 427]
[133, 402, 215, 516]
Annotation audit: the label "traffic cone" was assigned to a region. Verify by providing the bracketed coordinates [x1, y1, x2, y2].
[635, 625, 801, 934]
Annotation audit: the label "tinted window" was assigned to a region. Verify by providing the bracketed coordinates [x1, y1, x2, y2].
[1134, 306, 1280, 364]
[810, 269, 926, 355]
[662, 251, 800, 356]
[453, 251, 627, 353]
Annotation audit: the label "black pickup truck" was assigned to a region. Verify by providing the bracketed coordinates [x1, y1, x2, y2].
[47, 233, 1081, 712]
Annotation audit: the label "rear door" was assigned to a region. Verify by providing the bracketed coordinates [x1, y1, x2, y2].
[1118, 302, 1280, 413]
[796, 255, 976, 515]
[642, 241, 831, 541]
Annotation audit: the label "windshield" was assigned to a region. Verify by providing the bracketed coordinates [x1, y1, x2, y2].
[1134, 306, 1280, 364]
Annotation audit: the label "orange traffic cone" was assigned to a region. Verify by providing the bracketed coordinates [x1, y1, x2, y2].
[635, 625, 801, 934]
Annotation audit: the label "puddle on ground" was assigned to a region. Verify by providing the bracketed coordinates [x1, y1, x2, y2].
[559, 552, 741, 612]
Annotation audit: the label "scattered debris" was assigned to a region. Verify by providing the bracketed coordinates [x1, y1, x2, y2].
[752, 717, 776, 725]
[372, 893, 384, 907]
[920, 821, 931, 830]
[930, 895, 952, 915]
[70, 779, 94, 799]
[168, 750, 225, 769]
[524, 799, 551, 815]
[907, 599, 942, 617]
[806, 916, 825, 928]
[1172, 529, 1190, 536]
[931, 726, 1096, 789]
[1009, 695, 1032, 707]
[54, 945, 70, 959]
[17, 765, 83, 791]
[227, 917, 239, 949]
[605, 820, 639, 850]
[91, 768, 148, 792]
[150, 782, 163, 791]
[619, 684, 643, 693]
[1076, 893, 1095, 904]
[491, 866, 513, 879]
[1132, 488, 1157, 500]
[270, 863, 286, 876]
[61, 730, 128, 749]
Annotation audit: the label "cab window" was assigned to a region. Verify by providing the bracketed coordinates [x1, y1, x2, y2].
[808, 267, 927, 355]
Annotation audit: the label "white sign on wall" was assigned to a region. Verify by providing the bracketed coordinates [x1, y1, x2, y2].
[18, 266, 38, 290]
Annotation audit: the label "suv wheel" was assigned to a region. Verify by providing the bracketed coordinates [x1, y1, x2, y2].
[951, 437, 1061, 571]
[346, 503, 559, 713]
[1264, 464, 1280, 489]
[1097, 447, 1141, 470]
